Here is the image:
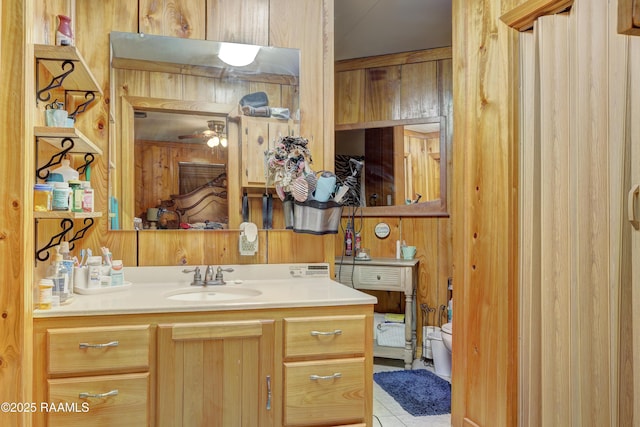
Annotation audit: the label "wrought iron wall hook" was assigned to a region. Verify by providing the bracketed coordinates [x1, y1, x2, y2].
[36, 218, 74, 262]
[68, 91, 96, 119]
[36, 59, 75, 102]
[68, 217, 95, 250]
[36, 137, 75, 180]
[76, 153, 95, 176]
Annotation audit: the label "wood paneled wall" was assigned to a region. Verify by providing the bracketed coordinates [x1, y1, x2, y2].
[29, 0, 332, 273]
[451, 0, 520, 425]
[334, 48, 454, 352]
[1, 0, 30, 425]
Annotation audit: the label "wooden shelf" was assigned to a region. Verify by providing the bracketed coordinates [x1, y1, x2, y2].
[34, 211, 102, 220]
[35, 126, 103, 155]
[34, 44, 103, 96]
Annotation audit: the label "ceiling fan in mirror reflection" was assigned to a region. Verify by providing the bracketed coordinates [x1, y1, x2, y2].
[178, 120, 228, 148]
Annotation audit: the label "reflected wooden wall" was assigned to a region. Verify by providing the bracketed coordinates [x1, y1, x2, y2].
[335, 49, 454, 354]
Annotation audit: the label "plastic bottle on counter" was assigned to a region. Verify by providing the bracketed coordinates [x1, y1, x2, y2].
[110, 260, 124, 286]
[354, 232, 361, 256]
[86, 256, 103, 289]
[345, 221, 353, 256]
[47, 251, 70, 304]
[38, 278, 54, 310]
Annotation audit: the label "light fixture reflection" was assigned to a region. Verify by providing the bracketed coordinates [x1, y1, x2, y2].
[218, 42, 260, 67]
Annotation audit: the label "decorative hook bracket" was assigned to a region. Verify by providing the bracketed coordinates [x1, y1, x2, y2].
[35, 217, 96, 262]
[35, 218, 74, 262]
[36, 59, 75, 103]
[76, 153, 95, 177]
[67, 91, 96, 119]
[36, 137, 75, 180]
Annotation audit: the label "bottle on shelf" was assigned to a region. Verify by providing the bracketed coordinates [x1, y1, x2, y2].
[55, 15, 74, 46]
[81, 181, 94, 212]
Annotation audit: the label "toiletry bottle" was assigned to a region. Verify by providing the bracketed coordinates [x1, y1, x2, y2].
[110, 260, 124, 286]
[86, 255, 103, 289]
[56, 15, 73, 46]
[58, 242, 75, 297]
[82, 181, 94, 212]
[345, 221, 353, 256]
[47, 250, 70, 304]
[38, 278, 54, 310]
[69, 179, 83, 212]
[354, 232, 361, 256]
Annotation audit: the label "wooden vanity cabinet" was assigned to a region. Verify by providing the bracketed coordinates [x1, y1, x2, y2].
[33, 324, 151, 427]
[156, 319, 276, 427]
[34, 304, 373, 427]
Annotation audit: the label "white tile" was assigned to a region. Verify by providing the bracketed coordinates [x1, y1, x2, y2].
[373, 415, 408, 427]
[397, 413, 451, 427]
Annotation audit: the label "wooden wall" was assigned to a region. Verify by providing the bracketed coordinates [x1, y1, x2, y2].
[451, 0, 520, 425]
[2, 1, 332, 424]
[28, 0, 333, 274]
[1, 0, 30, 425]
[334, 48, 453, 352]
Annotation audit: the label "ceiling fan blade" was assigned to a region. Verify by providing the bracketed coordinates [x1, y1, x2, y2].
[178, 133, 204, 139]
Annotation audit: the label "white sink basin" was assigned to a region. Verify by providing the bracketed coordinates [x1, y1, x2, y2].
[164, 286, 262, 302]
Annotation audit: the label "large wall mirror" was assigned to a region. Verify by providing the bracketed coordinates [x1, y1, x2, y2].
[335, 116, 448, 217]
[108, 32, 300, 230]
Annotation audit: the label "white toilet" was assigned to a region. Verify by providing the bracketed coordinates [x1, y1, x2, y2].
[427, 325, 451, 379]
[441, 322, 452, 354]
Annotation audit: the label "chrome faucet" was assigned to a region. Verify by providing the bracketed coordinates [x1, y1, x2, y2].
[184, 266, 234, 286]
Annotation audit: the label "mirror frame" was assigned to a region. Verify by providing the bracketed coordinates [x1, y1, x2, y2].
[114, 96, 239, 230]
[335, 116, 448, 217]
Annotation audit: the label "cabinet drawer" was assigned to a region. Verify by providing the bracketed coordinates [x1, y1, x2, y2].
[284, 358, 365, 426]
[47, 372, 149, 427]
[284, 315, 365, 358]
[356, 266, 402, 290]
[47, 325, 150, 375]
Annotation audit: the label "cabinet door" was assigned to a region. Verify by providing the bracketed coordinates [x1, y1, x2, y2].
[243, 117, 271, 186]
[157, 320, 275, 427]
[242, 117, 293, 187]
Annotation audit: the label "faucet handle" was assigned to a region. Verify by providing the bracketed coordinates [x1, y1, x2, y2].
[215, 267, 234, 283]
[183, 266, 203, 286]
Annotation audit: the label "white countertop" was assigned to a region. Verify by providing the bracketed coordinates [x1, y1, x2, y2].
[34, 264, 377, 318]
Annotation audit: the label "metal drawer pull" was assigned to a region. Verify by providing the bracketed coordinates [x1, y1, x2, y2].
[310, 329, 342, 336]
[79, 389, 119, 399]
[310, 373, 342, 381]
[79, 340, 119, 349]
[266, 375, 272, 410]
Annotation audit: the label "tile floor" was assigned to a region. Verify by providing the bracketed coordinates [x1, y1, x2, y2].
[372, 358, 451, 427]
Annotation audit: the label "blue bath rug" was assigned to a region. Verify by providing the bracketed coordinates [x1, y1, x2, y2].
[373, 369, 451, 416]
